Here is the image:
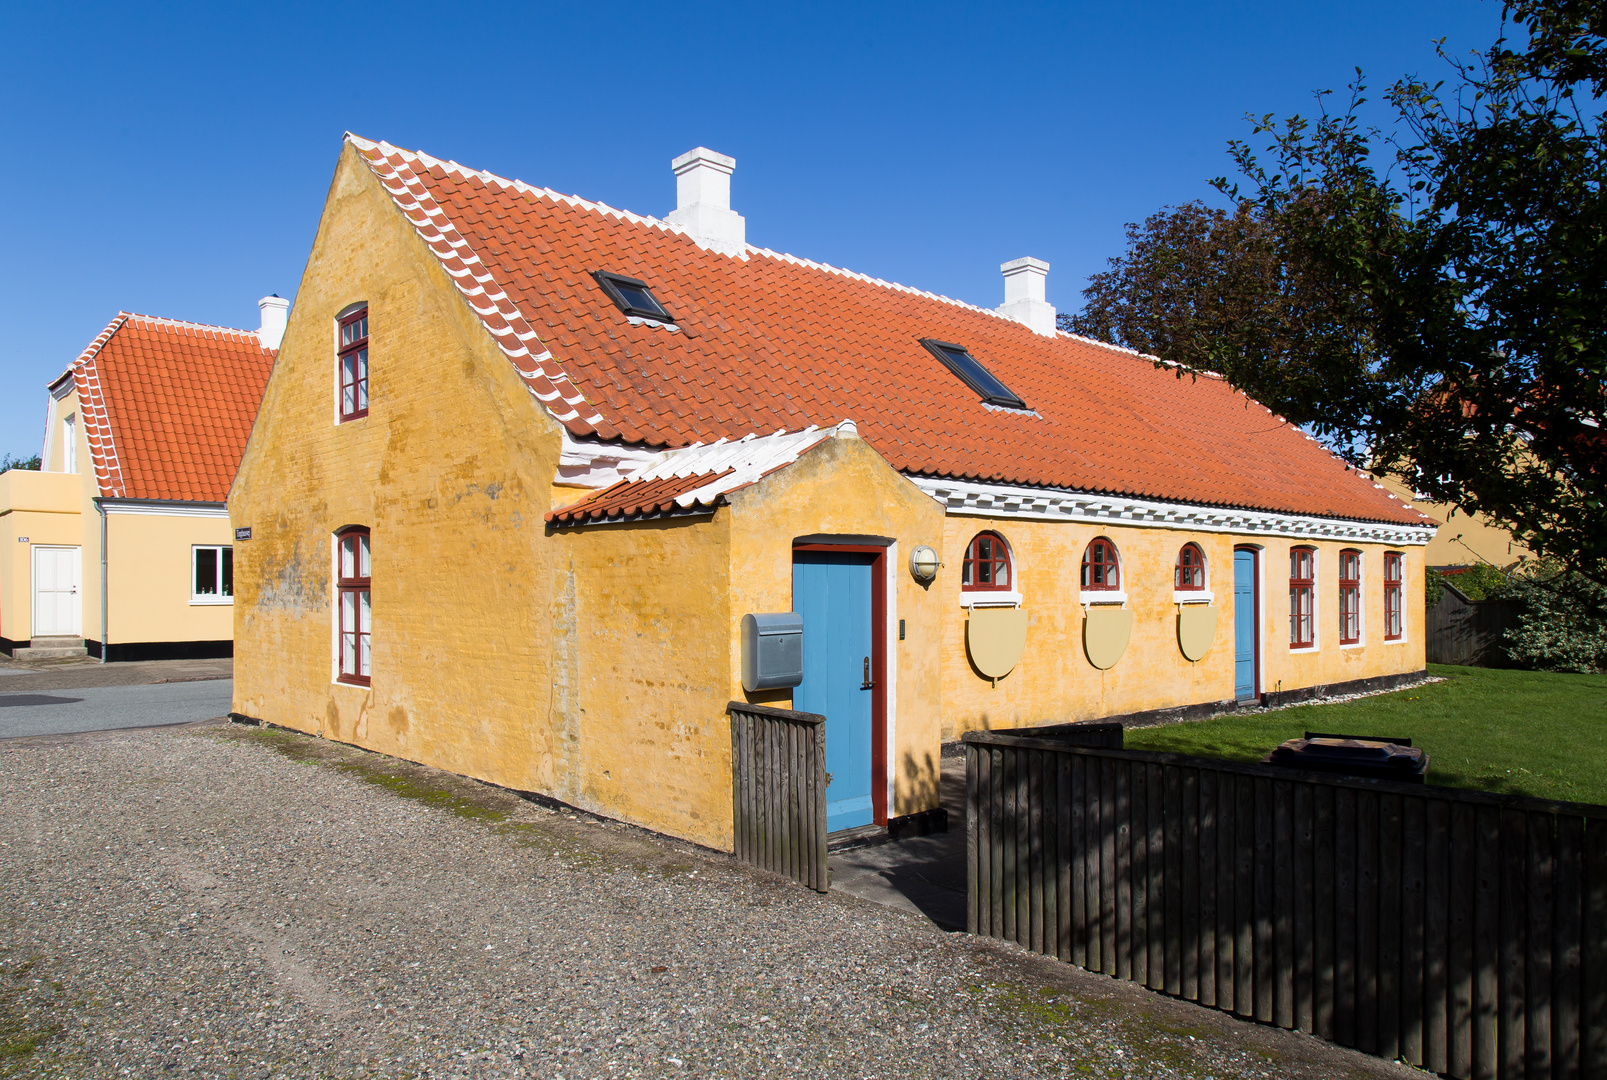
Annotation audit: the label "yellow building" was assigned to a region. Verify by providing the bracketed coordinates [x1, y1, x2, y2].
[230, 137, 1437, 850]
[1374, 475, 1534, 570]
[0, 308, 279, 660]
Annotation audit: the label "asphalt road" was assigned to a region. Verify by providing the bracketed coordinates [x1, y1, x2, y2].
[0, 679, 232, 738]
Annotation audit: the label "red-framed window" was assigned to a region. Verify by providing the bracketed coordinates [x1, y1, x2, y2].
[1175, 543, 1206, 591]
[1384, 552, 1404, 640]
[961, 531, 1012, 591]
[1290, 546, 1315, 648]
[1338, 549, 1362, 644]
[336, 527, 371, 685]
[1081, 537, 1120, 591]
[338, 307, 369, 422]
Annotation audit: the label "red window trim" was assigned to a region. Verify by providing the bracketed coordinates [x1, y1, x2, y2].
[338, 306, 369, 422]
[1384, 551, 1404, 641]
[1175, 542, 1206, 591]
[1081, 537, 1121, 591]
[336, 527, 371, 686]
[961, 530, 1013, 592]
[1290, 545, 1315, 649]
[1338, 548, 1361, 645]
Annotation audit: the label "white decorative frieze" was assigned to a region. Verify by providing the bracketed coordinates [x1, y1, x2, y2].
[908, 476, 1437, 547]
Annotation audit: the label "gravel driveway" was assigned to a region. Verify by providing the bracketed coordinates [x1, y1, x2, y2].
[0, 720, 1417, 1079]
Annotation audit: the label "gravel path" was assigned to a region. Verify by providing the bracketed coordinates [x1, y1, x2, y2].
[0, 720, 1418, 1079]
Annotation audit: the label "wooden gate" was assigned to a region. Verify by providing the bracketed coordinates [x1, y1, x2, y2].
[728, 702, 828, 892]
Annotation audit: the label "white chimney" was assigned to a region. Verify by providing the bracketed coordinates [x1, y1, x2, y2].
[997, 257, 1056, 337]
[257, 294, 289, 350]
[664, 147, 746, 258]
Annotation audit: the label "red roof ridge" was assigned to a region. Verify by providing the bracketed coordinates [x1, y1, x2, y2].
[349, 134, 1199, 348]
[118, 311, 274, 350]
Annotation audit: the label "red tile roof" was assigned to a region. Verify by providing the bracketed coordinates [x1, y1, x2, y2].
[351, 136, 1430, 527]
[68, 314, 275, 502]
[547, 469, 734, 525]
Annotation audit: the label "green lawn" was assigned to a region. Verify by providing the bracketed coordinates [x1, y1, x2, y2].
[1122, 664, 1607, 806]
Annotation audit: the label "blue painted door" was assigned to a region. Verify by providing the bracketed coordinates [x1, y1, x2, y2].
[792, 552, 875, 832]
[1234, 550, 1257, 700]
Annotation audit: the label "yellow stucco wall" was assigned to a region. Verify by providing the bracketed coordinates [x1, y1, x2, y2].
[936, 520, 1427, 739]
[725, 433, 950, 821]
[1375, 475, 1531, 568]
[105, 512, 235, 644]
[230, 143, 572, 813]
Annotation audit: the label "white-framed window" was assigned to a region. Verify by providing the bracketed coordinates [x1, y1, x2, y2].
[335, 527, 371, 685]
[192, 545, 233, 604]
[62, 413, 77, 473]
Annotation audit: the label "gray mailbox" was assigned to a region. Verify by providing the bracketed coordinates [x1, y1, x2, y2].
[740, 612, 803, 692]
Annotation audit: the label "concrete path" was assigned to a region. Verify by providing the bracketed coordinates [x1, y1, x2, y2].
[829, 750, 969, 929]
[0, 679, 233, 739]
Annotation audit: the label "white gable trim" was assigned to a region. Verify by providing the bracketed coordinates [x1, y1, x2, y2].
[909, 476, 1437, 547]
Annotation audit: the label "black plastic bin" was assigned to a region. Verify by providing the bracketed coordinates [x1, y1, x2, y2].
[1264, 730, 1429, 784]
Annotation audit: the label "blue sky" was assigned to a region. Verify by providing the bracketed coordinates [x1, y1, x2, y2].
[0, 0, 1504, 459]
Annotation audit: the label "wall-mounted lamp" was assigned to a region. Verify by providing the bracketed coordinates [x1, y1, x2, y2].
[909, 545, 939, 583]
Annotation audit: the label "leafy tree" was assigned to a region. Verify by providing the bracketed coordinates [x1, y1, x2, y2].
[0, 453, 40, 472]
[1066, 1, 1607, 585]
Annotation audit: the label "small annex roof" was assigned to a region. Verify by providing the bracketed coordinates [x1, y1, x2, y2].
[349, 135, 1432, 528]
[547, 425, 835, 526]
[66, 313, 276, 502]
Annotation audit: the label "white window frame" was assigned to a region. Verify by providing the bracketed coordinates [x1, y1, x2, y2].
[1339, 549, 1365, 648]
[190, 545, 234, 605]
[62, 413, 77, 473]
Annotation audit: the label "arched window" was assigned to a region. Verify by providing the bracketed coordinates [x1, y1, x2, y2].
[336, 527, 371, 685]
[1338, 549, 1362, 644]
[1175, 543, 1206, 590]
[1081, 537, 1120, 591]
[1289, 546, 1315, 648]
[961, 531, 1012, 592]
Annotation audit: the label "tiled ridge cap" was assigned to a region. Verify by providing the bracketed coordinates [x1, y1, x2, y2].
[342, 136, 1221, 360]
[69, 313, 131, 499]
[120, 311, 274, 350]
[344, 134, 615, 438]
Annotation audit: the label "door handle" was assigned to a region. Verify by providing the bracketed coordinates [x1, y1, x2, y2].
[860, 655, 874, 691]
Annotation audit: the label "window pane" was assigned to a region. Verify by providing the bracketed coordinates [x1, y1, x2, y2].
[358, 315, 368, 338]
[357, 349, 369, 410]
[194, 547, 218, 595]
[359, 632, 371, 677]
[359, 535, 371, 578]
[340, 537, 355, 580]
[935, 345, 1019, 404]
[342, 631, 356, 674]
[359, 589, 371, 633]
[221, 547, 233, 597]
[995, 558, 1009, 589]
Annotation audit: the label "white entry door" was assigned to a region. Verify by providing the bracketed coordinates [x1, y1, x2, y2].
[32, 546, 81, 637]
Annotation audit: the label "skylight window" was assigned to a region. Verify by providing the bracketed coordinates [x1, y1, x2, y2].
[919, 339, 1027, 409]
[593, 271, 674, 323]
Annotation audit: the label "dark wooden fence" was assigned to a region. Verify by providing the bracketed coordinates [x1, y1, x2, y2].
[965, 730, 1607, 1080]
[728, 702, 828, 893]
[1429, 583, 1523, 666]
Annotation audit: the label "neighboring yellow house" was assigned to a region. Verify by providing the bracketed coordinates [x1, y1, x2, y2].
[0, 307, 279, 660]
[230, 136, 1438, 850]
[1375, 475, 1534, 569]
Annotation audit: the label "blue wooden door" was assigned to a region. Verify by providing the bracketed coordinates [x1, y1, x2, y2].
[1234, 549, 1257, 700]
[792, 552, 875, 832]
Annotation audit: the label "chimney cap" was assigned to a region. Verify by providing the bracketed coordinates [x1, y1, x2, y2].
[1001, 256, 1050, 275]
[672, 147, 736, 176]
